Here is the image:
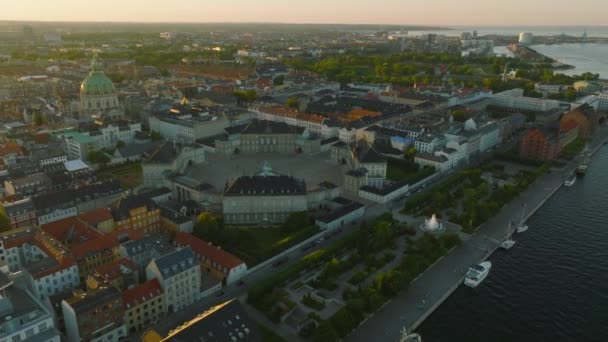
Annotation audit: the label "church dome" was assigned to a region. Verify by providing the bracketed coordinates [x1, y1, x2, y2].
[80, 58, 116, 97]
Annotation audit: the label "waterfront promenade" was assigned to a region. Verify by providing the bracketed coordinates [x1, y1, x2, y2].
[347, 126, 608, 342]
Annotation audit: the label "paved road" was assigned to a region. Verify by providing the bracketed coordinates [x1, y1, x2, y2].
[346, 126, 608, 342]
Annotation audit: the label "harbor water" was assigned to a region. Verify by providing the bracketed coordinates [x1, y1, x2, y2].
[418, 146, 608, 341]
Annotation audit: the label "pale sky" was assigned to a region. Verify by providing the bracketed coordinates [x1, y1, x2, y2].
[2, 0, 606, 26]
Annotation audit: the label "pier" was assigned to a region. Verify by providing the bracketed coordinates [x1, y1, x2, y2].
[346, 127, 608, 342]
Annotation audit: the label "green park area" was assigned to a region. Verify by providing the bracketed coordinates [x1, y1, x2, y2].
[386, 157, 436, 185]
[98, 163, 143, 190]
[193, 212, 319, 266]
[247, 213, 461, 341]
[560, 137, 587, 160]
[402, 162, 550, 233]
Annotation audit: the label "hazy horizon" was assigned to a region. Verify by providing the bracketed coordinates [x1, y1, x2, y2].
[3, 0, 607, 26]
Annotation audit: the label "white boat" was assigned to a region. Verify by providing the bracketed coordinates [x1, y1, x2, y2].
[516, 203, 528, 233]
[400, 327, 422, 342]
[464, 261, 492, 288]
[564, 174, 576, 187]
[500, 222, 516, 250]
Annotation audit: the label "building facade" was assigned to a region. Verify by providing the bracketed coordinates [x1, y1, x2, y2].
[222, 172, 308, 225]
[62, 287, 128, 342]
[145, 247, 201, 312]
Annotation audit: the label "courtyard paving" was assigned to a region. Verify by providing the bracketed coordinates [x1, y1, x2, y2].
[185, 151, 345, 191]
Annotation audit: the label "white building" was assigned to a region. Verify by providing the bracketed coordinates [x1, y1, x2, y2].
[222, 173, 308, 225]
[598, 93, 608, 112]
[0, 265, 61, 342]
[146, 247, 201, 312]
[414, 132, 445, 154]
[491, 89, 563, 112]
[149, 102, 229, 144]
[0, 228, 80, 300]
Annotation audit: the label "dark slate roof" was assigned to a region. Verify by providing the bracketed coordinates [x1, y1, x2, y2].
[121, 233, 172, 258]
[153, 247, 197, 279]
[228, 119, 304, 135]
[360, 181, 409, 196]
[139, 187, 172, 201]
[224, 175, 306, 196]
[66, 286, 121, 314]
[317, 202, 364, 224]
[32, 180, 122, 212]
[357, 146, 386, 164]
[117, 141, 161, 158]
[112, 194, 157, 221]
[144, 142, 179, 164]
[160, 207, 191, 224]
[163, 299, 260, 342]
[3, 198, 35, 216]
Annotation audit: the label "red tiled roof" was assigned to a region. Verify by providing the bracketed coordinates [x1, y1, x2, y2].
[94, 258, 137, 281]
[34, 133, 50, 144]
[71, 235, 119, 260]
[259, 106, 325, 124]
[0, 142, 24, 157]
[560, 119, 579, 133]
[78, 208, 114, 227]
[106, 228, 145, 243]
[122, 278, 163, 309]
[41, 216, 104, 247]
[1, 229, 37, 249]
[174, 232, 244, 271]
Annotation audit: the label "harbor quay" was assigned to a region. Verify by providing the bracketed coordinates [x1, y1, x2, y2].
[347, 126, 608, 342]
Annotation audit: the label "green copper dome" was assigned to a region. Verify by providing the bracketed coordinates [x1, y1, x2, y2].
[80, 58, 116, 96]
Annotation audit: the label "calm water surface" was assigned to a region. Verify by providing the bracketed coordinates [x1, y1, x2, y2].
[418, 146, 608, 342]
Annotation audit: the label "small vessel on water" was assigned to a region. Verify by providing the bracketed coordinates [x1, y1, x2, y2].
[500, 222, 516, 250]
[576, 145, 591, 175]
[516, 203, 528, 233]
[464, 261, 492, 288]
[564, 174, 577, 187]
[400, 327, 422, 342]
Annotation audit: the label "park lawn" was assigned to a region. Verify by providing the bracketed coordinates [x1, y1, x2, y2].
[386, 157, 435, 184]
[256, 322, 286, 342]
[221, 225, 319, 266]
[560, 137, 586, 160]
[98, 164, 142, 189]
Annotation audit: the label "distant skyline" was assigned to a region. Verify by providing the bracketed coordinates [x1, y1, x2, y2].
[3, 0, 607, 26]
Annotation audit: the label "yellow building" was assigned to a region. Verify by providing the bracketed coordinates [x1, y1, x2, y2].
[112, 195, 161, 233]
[123, 279, 166, 333]
[72, 235, 121, 279]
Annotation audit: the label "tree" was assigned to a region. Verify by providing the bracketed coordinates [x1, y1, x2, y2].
[150, 131, 162, 140]
[87, 150, 110, 165]
[451, 110, 468, 122]
[312, 321, 339, 342]
[564, 88, 577, 101]
[286, 97, 300, 109]
[273, 75, 285, 86]
[116, 140, 126, 148]
[194, 212, 222, 241]
[33, 112, 44, 126]
[233, 90, 258, 103]
[0, 206, 11, 233]
[330, 307, 358, 337]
